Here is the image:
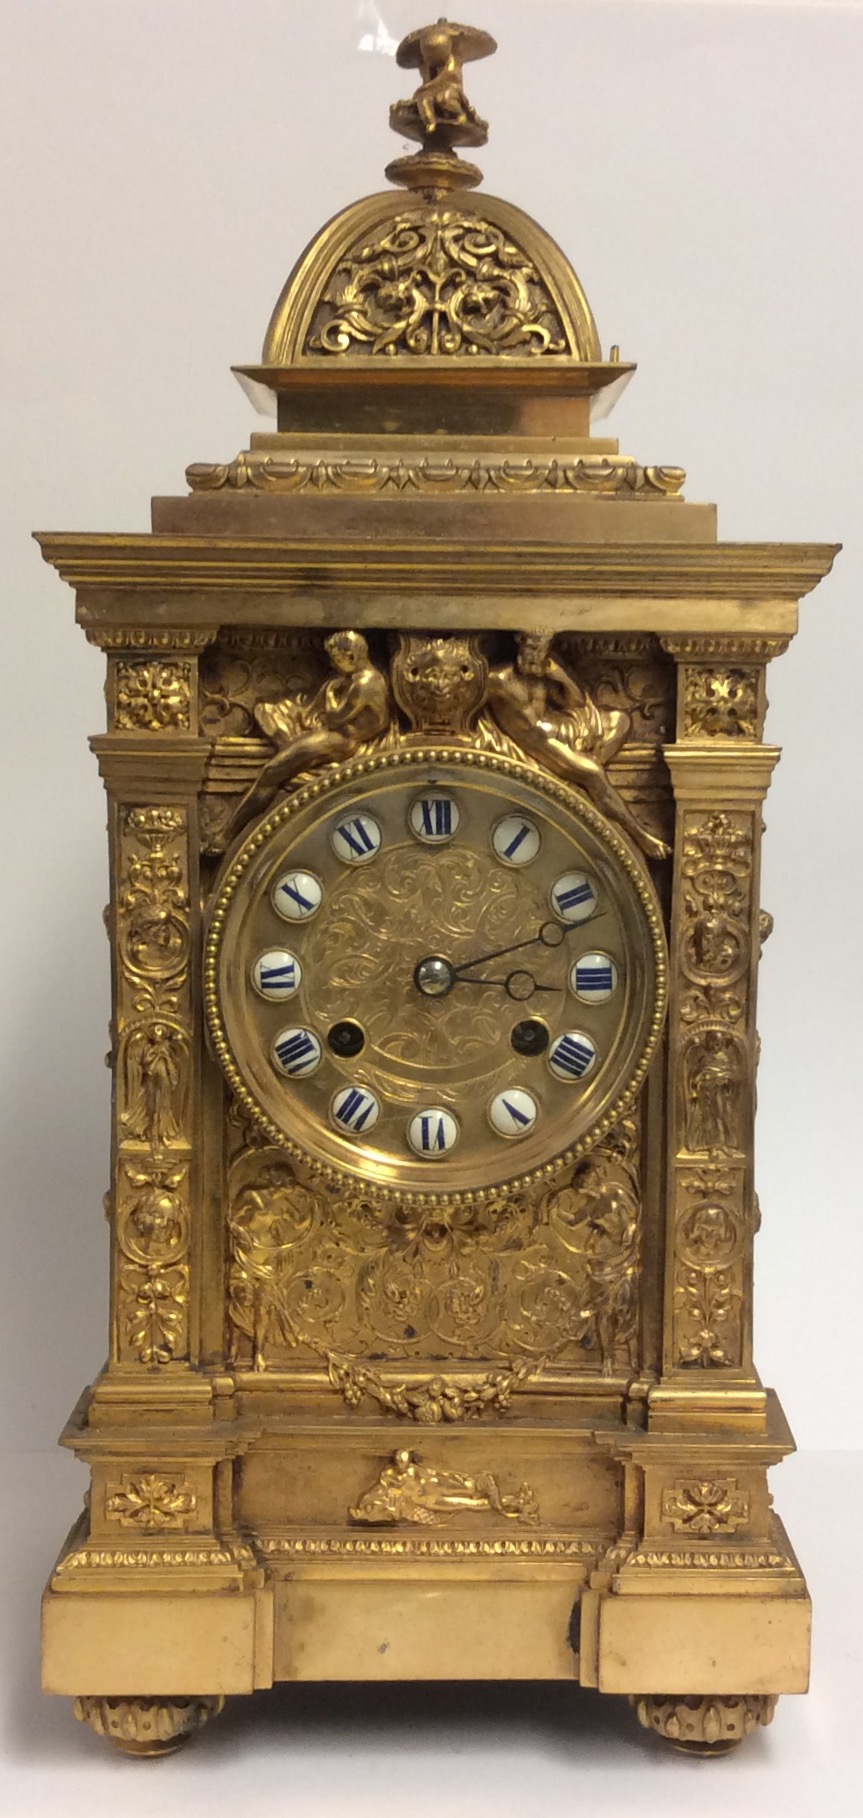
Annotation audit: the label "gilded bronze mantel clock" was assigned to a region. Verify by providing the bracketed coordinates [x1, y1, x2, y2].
[36, 21, 837, 1760]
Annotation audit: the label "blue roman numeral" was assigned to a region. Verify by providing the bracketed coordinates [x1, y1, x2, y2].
[502, 822, 531, 860]
[420, 798, 452, 837]
[279, 878, 314, 913]
[554, 881, 594, 915]
[576, 964, 613, 994]
[420, 1114, 447, 1151]
[501, 1096, 532, 1129]
[336, 817, 376, 858]
[260, 960, 297, 990]
[274, 1031, 317, 1074]
[551, 1036, 595, 1078]
[334, 1088, 376, 1131]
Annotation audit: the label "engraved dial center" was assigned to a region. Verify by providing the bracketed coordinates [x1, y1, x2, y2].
[413, 954, 456, 998]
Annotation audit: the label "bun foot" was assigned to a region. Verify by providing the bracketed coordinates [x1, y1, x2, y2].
[630, 1693, 777, 1755]
[73, 1694, 225, 1757]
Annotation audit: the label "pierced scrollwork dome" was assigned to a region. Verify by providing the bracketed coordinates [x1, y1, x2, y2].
[233, 16, 627, 421]
[257, 18, 599, 370]
[261, 191, 601, 367]
[203, 17, 667, 494]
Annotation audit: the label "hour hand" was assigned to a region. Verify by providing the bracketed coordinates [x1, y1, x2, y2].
[413, 956, 560, 1002]
[461, 968, 562, 1001]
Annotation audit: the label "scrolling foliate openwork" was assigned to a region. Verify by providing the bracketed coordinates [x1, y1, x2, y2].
[224, 1110, 642, 1386]
[305, 210, 567, 358]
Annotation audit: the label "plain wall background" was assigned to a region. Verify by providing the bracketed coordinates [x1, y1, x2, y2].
[1, 0, 861, 1459]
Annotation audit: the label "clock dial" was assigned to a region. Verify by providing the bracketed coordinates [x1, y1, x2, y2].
[206, 748, 667, 1203]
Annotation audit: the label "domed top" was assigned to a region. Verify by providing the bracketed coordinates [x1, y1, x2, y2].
[259, 187, 602, 367]
[184, 19, 690, 512]
[234, 17, 630, 410]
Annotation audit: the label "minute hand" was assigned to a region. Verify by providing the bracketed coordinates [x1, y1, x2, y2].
[452, 931, 547, 977]
[453, 912, 605, 978]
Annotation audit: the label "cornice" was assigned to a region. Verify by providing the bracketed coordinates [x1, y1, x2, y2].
[34, 536, 838, 639]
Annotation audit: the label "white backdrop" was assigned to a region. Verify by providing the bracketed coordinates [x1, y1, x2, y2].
[1, 0, 861, 1463]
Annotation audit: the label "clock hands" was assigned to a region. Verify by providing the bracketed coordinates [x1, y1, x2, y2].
[413, 954, 560, 1002]
[450, 912, 607, 979]
[414, 914, 609, 1001]
[449, 921, 563, 975]
[457, 969, 562, 1001]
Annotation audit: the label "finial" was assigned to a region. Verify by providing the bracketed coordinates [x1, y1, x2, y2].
[386, 19, 497, 193]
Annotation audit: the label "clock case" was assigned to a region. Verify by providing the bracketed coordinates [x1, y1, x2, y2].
[36, 25, 837, 1758]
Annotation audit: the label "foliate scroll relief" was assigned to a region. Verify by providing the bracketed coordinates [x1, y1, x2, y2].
[674, 1168, 745, 1368]
[114, 660, 192, 732]
[672, 808, 755, 1370]
[224, 1111, 643, 1387]
[114, 808, 192, 1366]
[349, 1449, 540, 1527]
[682, 667, 760, 740]
[116, 1160, 190, 1365]
[556, 635, 675, 745]
[105, 1473, 197, 1532]
[660, 1478, 750, 1536]
[305, 210, 568, 359]
[199, 632, 327, 739]
[118, 809, 190, 985]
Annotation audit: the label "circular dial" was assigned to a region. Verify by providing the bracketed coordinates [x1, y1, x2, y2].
[205, 749, 667, 1203]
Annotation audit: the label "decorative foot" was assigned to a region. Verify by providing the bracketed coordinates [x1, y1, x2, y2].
[630, 1693, 777, 1756]
[73, 1695, 224, 1757]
